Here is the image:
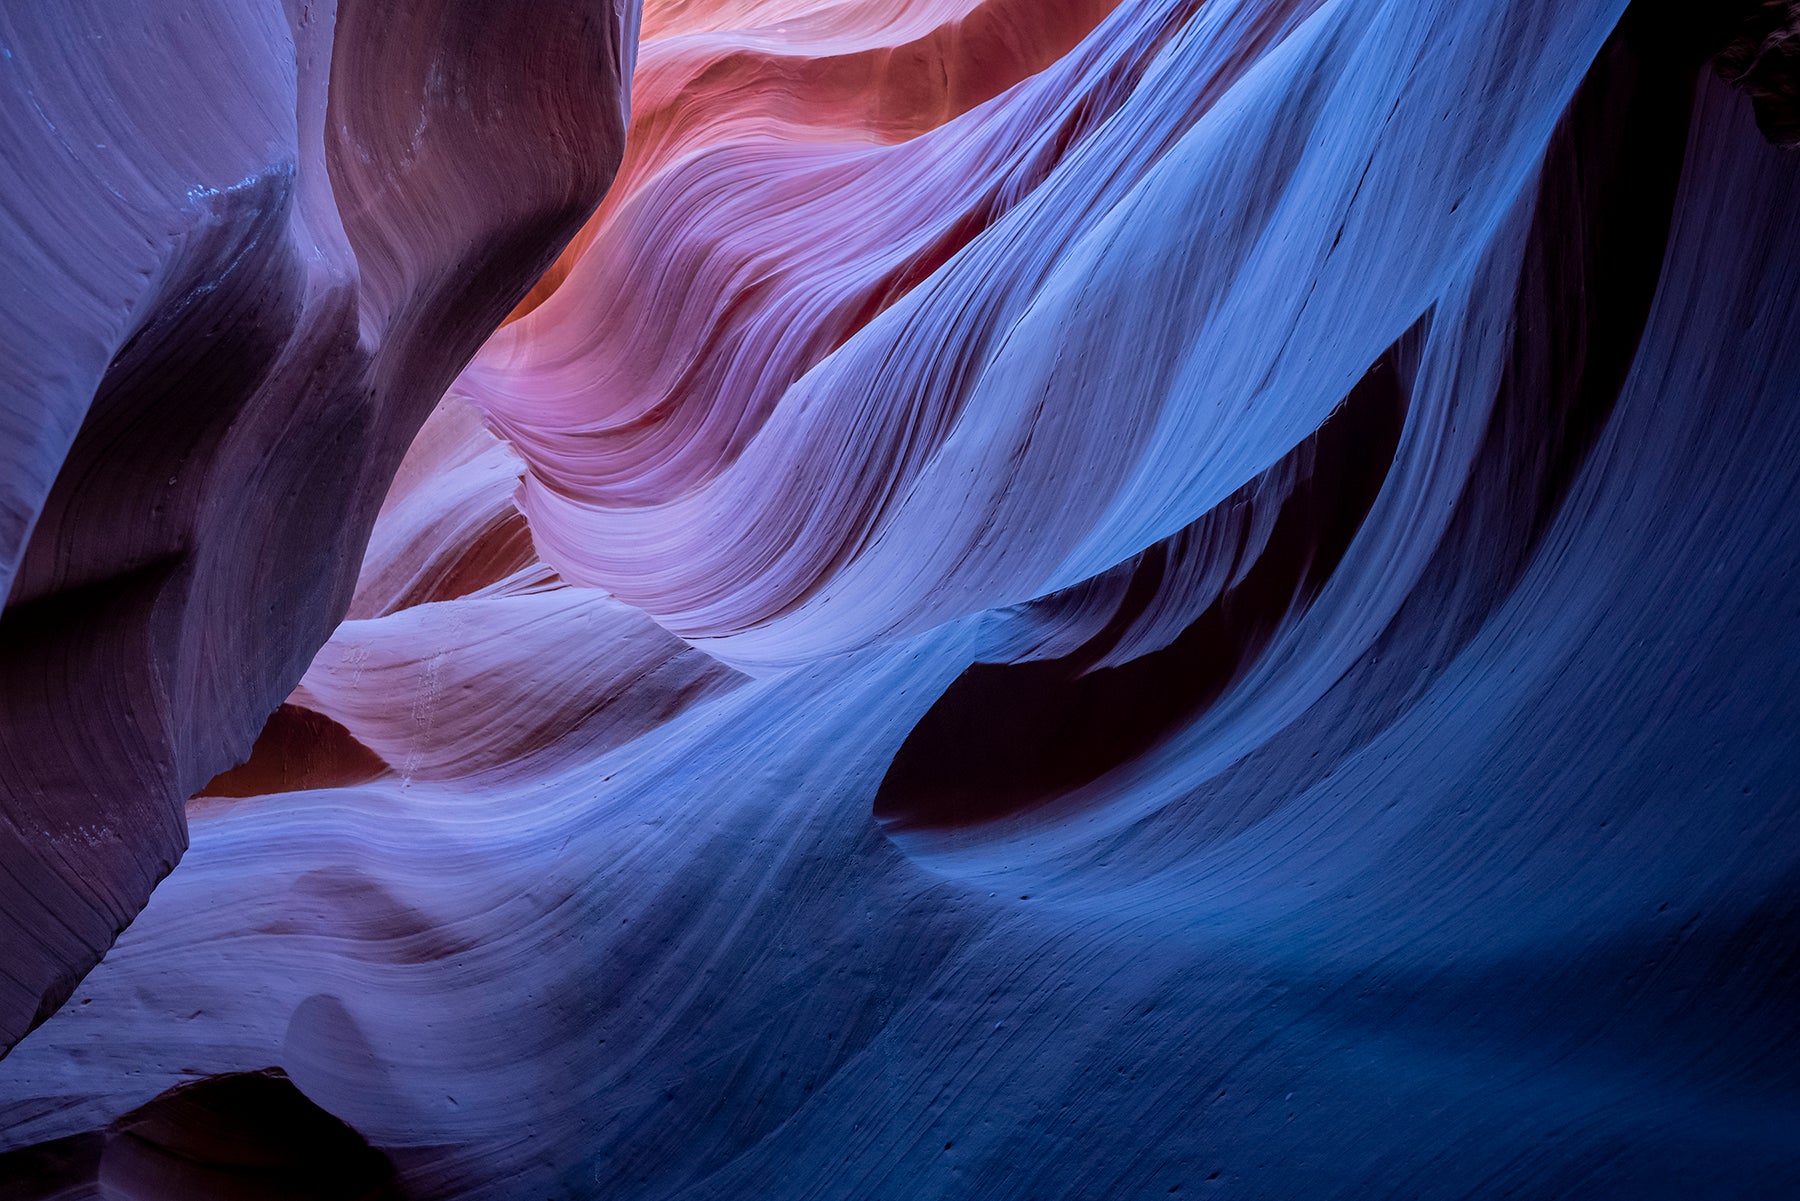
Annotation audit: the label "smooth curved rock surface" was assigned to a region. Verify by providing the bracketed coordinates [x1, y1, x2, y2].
[0, 0, 636, 1052]
[3, 0, 1799, 1199]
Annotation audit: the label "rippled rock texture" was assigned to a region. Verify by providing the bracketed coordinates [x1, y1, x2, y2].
[3, 0, 1799, 1198]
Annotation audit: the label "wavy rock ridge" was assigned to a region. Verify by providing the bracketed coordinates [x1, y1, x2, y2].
[3, 0, 1799, 1198]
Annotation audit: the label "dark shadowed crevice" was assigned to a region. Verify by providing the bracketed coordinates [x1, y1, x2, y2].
[875, 331, 1417, 833]
[1708, 0, 1800, 146]
[1383, 5, 1700, 660]
[0, 1068, 404, 1200]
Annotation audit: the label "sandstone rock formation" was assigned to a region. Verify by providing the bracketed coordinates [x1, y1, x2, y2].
[0, 0, 637, 1053]
[2, 1, 1797, 1198]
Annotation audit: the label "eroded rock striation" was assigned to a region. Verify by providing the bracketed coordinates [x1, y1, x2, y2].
[2, 0, 1798, 1198]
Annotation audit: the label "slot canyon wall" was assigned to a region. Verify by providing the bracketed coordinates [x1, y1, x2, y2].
[2, 0, 1797, 1197]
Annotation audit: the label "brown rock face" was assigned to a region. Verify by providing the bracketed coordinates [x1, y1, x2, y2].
[194, 705, 389, 801]
[0, 0, 635, 1054]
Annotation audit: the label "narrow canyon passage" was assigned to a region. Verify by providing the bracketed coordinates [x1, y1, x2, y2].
[1, 1, 1797, 1198]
